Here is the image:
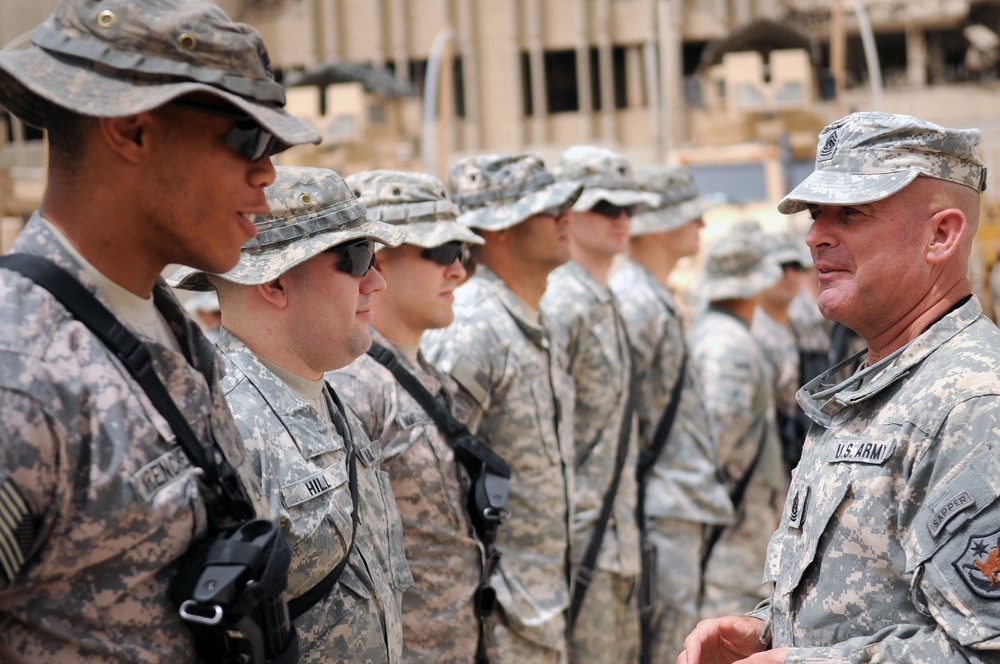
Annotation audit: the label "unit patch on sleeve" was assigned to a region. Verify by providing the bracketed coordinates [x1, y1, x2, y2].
[953, 528, 1000, 599]
[928, 490, 977, 539]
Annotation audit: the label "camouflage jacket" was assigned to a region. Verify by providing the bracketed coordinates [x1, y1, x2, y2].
[542, 260, 641, 579]
[218, 330, 411, 664]
[757, 297, 1000, 663]
[610, 260, 733, 525]
[751, 308, 800, 420]
[328, 331, 484, 663]
[688, 308, 786, 594]
[0, 214, 266, 662]
[422, 265, 574, 650]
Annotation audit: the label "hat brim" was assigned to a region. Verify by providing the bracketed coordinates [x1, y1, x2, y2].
[630, 195, 721, 236]
[0, 48, 321, 151]
[459, 181, 583, 231]
[169, 217, 403, 291]
[698, 262, 782, 301]
[382, 220, 484, 250]
[777, 169, 919, 214]
[573, 188, 662, 215]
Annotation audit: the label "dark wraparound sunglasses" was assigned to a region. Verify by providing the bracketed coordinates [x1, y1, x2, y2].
[590, 200, 636, 220]
[328, 239, 377, 276]
[421, 241, 472, 267]
[170, 98, 278, 162]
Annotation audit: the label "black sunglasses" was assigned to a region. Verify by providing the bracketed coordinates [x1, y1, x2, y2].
[170, 98, 278, 162]
[328, 239, 377, 277]
[420, 241, 471, 267]
[781, 262, 805, 273]
[590, 200, 636, 219]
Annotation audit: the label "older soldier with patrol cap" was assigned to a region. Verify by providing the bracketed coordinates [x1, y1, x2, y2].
[0, 0, 319, 661]
[687, 221, 786, 621]
[680, 112, 1000, 664]
[327, 170, 499, 663]
[610, 165, 734, 663]
[542, 146, 660, 664]
[422, 153, 581, 664]
[170, 165, 413, 664]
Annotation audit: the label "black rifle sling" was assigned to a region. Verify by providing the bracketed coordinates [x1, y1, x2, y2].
[635, 351, 687, 525]
[567, 335, 635, 635]
[286, 387, 359, 620]
[0, 254, 254, 521]
[367, 343, 510, 543]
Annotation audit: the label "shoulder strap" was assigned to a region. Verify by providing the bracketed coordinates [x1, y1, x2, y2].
[286, 388, 359, 620]
[0, 254, 255, 521]
[636, 351, 687, 487]
[567, 319, 635, 635]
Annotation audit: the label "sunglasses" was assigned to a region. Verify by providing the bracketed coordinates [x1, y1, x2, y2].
[420, 241, 472, 267]
[590, 200, 636, 220]
[171, 98, 279, 162]
[781, 262, 805, 273]
[328, 239, 377, 277]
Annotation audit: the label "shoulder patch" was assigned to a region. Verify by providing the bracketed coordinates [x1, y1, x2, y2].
[450, 354, 490, 406]
[952, 528, 1000, 599]
[0, 474, 35, 586]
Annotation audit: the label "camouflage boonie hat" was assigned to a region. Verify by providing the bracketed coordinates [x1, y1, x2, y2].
[345, 170, 483, 250]
[552, 146, 661, 214]
[169, 166, 403, 291]
[0, 0, 319, 153]
[763, 231, 807, 268]
[779, 112, 987, 214]
[448, 153, 583, 231]
[697, 221, 781, 301]
[631, 164, 722, 235]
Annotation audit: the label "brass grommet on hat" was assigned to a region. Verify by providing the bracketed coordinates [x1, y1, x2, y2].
[96, 10, 116, 28]
[176, 32, 197, 50]
[299, 193, 313, 205]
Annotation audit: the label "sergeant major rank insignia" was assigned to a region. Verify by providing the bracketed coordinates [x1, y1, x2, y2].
[952, 528, 1000, 599]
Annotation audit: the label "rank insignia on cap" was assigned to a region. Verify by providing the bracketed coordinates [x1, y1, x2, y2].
[817, 131, 839, 162]
[952, 528, 1000, 599]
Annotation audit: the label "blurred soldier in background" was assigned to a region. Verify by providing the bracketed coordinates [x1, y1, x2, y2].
[423, 154, 582, 664]
[688, 221, 786, 620]
[543, 145, 660, 664]
[170, 166, 413, 664]
[327, 170, 496, 663]
[611, 165, 734, 662]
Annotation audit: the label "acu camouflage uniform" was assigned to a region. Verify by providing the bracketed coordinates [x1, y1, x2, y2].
[0, 217, 268, 662]
[756, 112, 1000, 662]
[611, 258, 734, 662]
[689, 225, 786, 619]
[422, 264, 575, 663]
[329, 169, 486, 663]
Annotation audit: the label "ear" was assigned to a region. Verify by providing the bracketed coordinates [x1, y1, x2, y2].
[98, 114, 150, 163]
[256, 277, 290, 309]
[926, 208, 967, 266]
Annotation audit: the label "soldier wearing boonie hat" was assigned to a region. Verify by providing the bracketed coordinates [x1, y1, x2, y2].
[422, 153, 579, 664]
[686, 222, 786, 621]
[680, 112, 1000, 664]
[541, 145, 658, 663]
[172, 165, 413, 664]
[609, 162, 733, 662]
[327, 170, 493, 664]
[0, 0, 320, 661]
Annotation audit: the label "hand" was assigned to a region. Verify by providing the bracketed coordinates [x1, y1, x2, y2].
[676, 616, 786, 664]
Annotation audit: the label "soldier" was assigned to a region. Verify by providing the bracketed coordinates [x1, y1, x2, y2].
[543, 146, 660, 663]
[751, 232, 808, 472]
[170, 165, 413, 663]
[680, 112, 1000, 663]
[610, 165, 734, 662]
[0, 0, 319, 661]
[326, 170, 494, 663]
[687, 222, 786, 621]
[422, 153, 581, 664]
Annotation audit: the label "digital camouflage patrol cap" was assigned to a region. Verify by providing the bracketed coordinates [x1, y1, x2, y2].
[552, 146, 661, 214]
[697, 220, 781, 302]
[169, 166, 403, 291]
[448, 153, 583, 231]
[778, 112, 987, 214]
[345, 170, 483, 249]
[0, 0, 320, 153]
[631, 164, 722, 235]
